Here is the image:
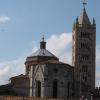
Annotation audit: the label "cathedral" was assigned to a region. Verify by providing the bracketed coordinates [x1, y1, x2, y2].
[0, 2, 96, 100]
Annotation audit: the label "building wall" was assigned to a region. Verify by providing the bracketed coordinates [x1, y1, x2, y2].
[11, 77, 30, 96]
[30, 63, 74, 99]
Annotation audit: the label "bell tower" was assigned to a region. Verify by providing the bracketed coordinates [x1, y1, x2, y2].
[72, 0, 96, 96]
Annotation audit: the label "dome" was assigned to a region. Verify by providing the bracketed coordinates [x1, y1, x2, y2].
[30, 49, 58, 58]
[25, 36, 59, 64]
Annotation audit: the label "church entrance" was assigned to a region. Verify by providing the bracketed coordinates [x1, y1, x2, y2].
[36, 81, 41, 97]
[53, 79, 58, 98]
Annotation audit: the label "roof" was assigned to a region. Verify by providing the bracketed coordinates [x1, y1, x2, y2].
[29, 49, 58, 59]
[78, 8, 91, 25]
[25, 37, 59, 64]
[10, 74, 29, 80]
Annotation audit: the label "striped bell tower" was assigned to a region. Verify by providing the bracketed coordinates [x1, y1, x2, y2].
[72, 0, 96, 97]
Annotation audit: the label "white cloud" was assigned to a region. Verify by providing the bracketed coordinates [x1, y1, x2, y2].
[0, 66, 10, 76]
[46, 33, 72, 64]
[0, 16, 10, 23]
[0, 58, 25, 85]
[32, 41, 38, 53]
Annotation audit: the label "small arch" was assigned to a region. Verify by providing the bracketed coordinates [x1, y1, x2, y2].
[36, 81, 41, 97]
[53, 79, 58, 98]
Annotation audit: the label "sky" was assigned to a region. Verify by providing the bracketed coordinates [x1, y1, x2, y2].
[0, 0, 100, 86]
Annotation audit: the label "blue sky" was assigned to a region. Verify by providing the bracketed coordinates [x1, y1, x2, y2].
[0, 0, 100, 86]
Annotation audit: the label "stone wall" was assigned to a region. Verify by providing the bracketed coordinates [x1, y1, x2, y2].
[30, 63, 74, 98]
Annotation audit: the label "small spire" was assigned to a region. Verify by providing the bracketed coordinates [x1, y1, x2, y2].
[76, 16, 78, 22]
[83, 0, 87, 8]
[73, 21, 76, 30]
[76, 16, 79, 25]
[40, 34, 46, 49]
[93, 18, 95, 25]
[78, 0, 91, 25]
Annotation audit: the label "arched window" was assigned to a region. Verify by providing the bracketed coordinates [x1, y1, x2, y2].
[36, 81, 41, 97]
[53, 79, 58, 98]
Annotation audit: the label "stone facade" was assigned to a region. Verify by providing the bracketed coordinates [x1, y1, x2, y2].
[30, 62, 74, 99]
[10, 74, 30, 96]
[72, 7, 96, 97]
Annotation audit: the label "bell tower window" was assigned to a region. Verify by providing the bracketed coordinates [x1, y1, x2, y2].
[82, 65, 88, 72]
